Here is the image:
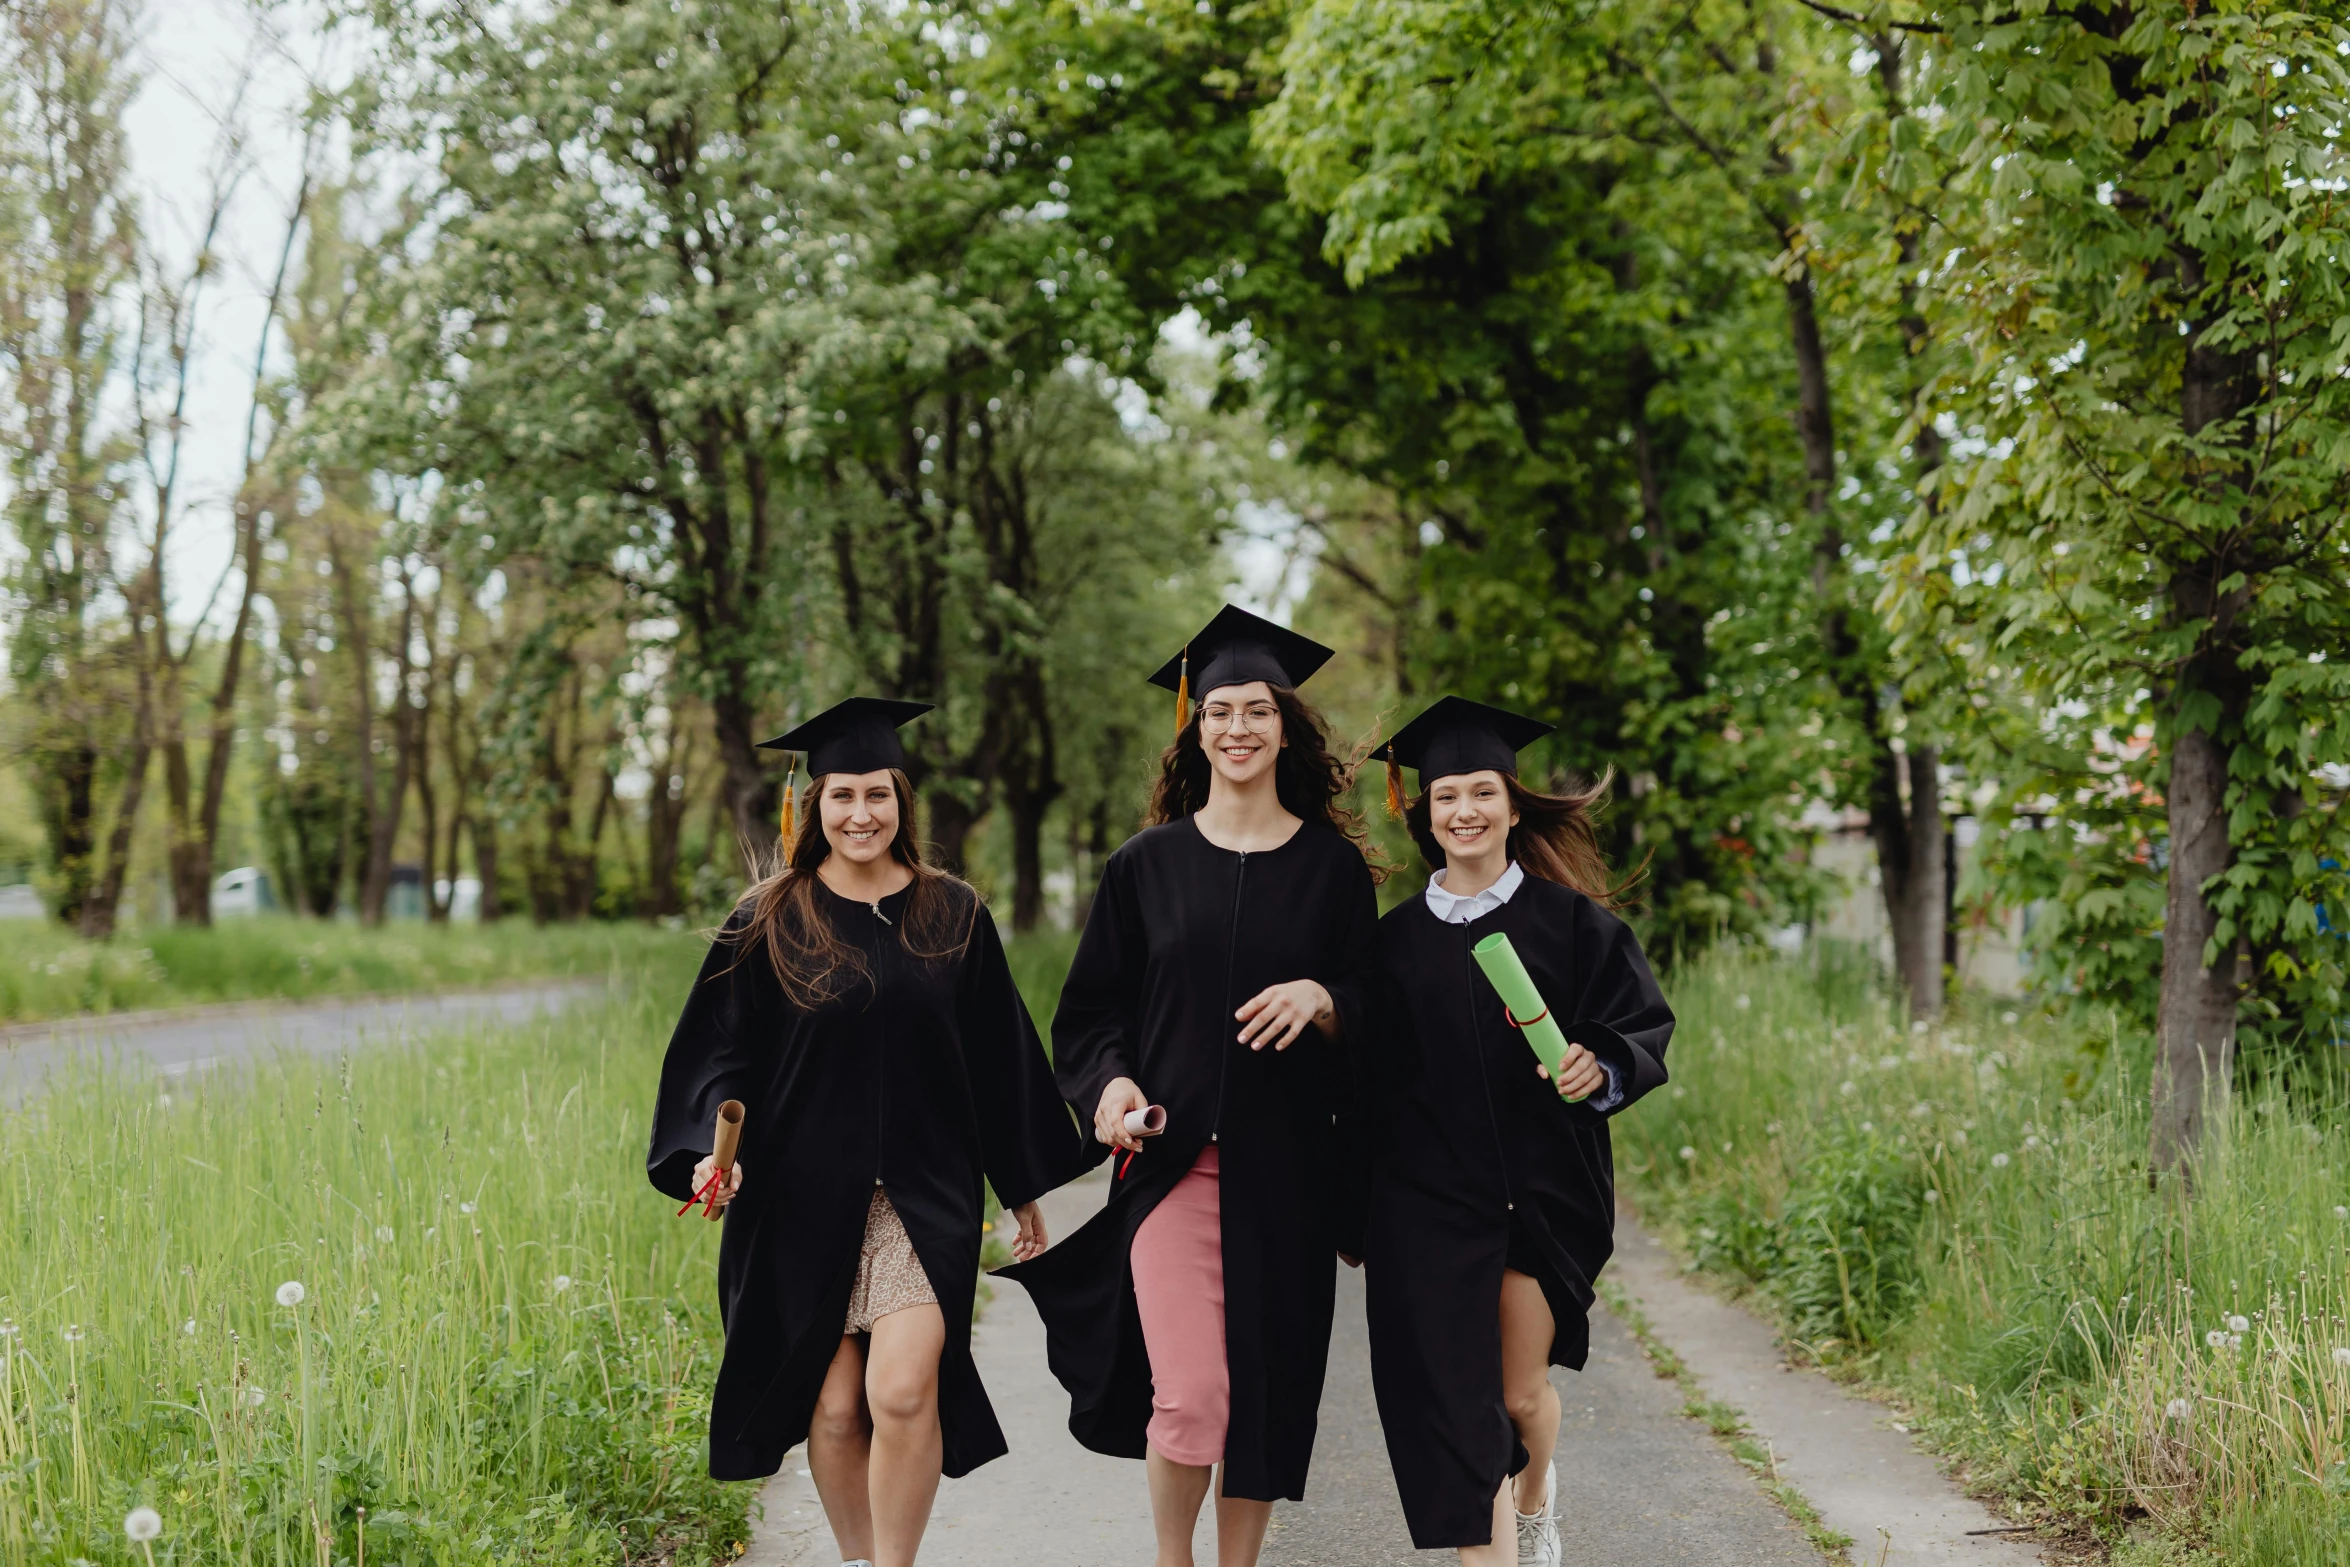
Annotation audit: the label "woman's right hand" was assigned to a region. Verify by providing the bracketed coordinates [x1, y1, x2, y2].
[1094, 1077, 1151, 1152]
[691, 1155, 744, 1210]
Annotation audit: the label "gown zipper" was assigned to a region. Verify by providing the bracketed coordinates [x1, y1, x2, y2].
[1212, 849, 1248, 1141]
[1463, 921, 1514, 1213]
[873, 900, 889, 1187]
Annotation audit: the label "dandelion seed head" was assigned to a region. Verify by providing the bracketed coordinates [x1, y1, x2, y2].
[459, 1201, 477, 1215]
[124, 1507, 162, 1542]
[1840, 1081, 1857, 1097]
[275, 1281, 306, 1308]
[2206, 1329, 2229, 1348]
[2336, 1206, 2348, 1221]
[2229, 1333, 2244, 1350]
[2025, 1135, 2043, 1151]
[375, 1226, 395, 1243]
[62, 1324, 83, 1342]
[1765, 1121, 1783, 1136]
[1924, 1189, 1941, 1204]
[1911, 1102, 1931, 1119]
[182, 1319, 196, 1336]
[0, 1320, 15, 1339]
[2332, 1347, 2350, 1368]
[1679, 1146, 1698, 1162]
[243, 1387, 266, 1407]
[2001, 1011, 2019, 1025]
[2228, 1314, 2251, 1334]
[1734, 994, 1751, 1010]
[2165, 1398, 2192, 1420]
[553, 1274, 573, 1292]
[1991, 1153, 2011, 1169]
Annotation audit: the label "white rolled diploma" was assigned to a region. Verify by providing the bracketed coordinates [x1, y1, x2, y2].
[1122, 1104, 1168, 1138]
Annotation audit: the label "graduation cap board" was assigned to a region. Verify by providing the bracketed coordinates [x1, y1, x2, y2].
[1378, 695, 1556, 817]
[1146, 604, 1336, 735]
[757, 697, 933, 841]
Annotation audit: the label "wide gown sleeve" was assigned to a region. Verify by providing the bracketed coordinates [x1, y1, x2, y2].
[1320, 850, 1383, 1259]
[645, 906, 765, 1204]
[1566, 899, 1674, 1119]
[958, 899, 1093, 1208]
[1049, 847, 1147, 1127]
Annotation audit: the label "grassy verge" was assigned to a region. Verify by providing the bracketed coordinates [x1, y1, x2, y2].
[0, 917, 693, 1024]
[1615, 946, 2350, 1564]
[0, 939, 755, 1567]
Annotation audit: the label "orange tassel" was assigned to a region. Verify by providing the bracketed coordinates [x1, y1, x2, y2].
[778, 761, 798, 847]
[1384, 745, 1406, 820]
[1175, 645, 1191, 736]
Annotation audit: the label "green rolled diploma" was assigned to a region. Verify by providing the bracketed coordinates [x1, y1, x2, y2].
[1470, 931, 1583, 1101]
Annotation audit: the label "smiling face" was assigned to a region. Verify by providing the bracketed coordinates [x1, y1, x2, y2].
[1195, 680, 1286, 787]
[1426, 768, 1518, 877]
[818, 770, 902, 866]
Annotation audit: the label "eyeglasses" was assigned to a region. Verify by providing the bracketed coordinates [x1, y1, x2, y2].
[1200, 703, 1280, 734]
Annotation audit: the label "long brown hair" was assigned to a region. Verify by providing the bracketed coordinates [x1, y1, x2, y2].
[1405, 767, 1644, 910]
[1146, 683, 1368, 847]
[727, 768, 975, 1010]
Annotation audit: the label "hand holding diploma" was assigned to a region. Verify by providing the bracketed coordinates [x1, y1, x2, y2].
[681, 1100, 745, 1217]
[1470, 933, 1599, 1103]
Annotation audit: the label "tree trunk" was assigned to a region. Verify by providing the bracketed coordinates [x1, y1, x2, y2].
[79, 737, 149, 940]
[2151, 718, 2236, 1177]
[1870, 742, 1945, 1021]
[473, 815, 503, 923]
[328, 523, 388, 923]
[927, 788, 979, 876]
[710, 683, 773, 877]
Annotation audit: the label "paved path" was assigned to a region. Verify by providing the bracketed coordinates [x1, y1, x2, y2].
[747, 1176, 1824, 1566]
[0, 982, 596, 1102]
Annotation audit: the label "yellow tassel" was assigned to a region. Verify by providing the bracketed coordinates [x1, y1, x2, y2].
[779, 761, 798, 847]
[1175, 646, 1191, 736]
[1384, 745, 1406, 820]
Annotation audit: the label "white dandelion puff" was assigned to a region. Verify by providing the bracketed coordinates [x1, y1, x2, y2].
[2229, 1334, 2244, 1350]
[181, 1319, 196, 1336]
[243, 1387, 266, 1407]
[2024, 1135, 2043, 1151]
[1923, 1189, 1941, 1204]
[552, 1274, 573, 1293]
[62, 1324, 83, 1342]
[2001, 1011, 2019, 1025]
[1678, 1146, 1698, 1162]
[375, 1226, 395, 1243]
[123, 1507, 162, 1542]
[2332, 1347, 2350, 1368]
[2165, 1398, 2192, 1421]
[275, 1280, 306, 1308]
[2206, 1329, 2229, 1348]
[1765, 1121, 1783, 1136]
[1839, 1081, 1857, 1097]
[1991, 1153, 2011, 1169]
[0, 1320, 16, 1339]
[2336, 1206, 2347, 1221]
[459, 1201, 477, 1215]
[1734, 994, 1751, 1010]
[2228, 1315, 2250, 1334]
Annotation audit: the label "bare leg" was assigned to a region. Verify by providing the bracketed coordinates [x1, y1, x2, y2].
[1457, 1477, 1514, 1567]
[1212, 1463, 1273, 1567]
[1147, 1450, 1213, 1567]
[864, 1304, 946, 1567]
[1499, 1269, 1561, 1517]
[808, 1336, 875, 1562]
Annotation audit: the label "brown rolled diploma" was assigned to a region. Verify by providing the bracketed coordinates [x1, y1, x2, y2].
[708, 1100, 745, 1219]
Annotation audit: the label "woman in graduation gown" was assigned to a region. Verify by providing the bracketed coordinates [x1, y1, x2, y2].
[999, 606, 1380, 1567]
[646, 697, 1090, 1567]
[1361, 697, 1674, 1567]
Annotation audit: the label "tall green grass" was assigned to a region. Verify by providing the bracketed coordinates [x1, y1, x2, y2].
[0, 919, 692, 1024]
[1618, 947, 2350, 1562]
[0, 941, 753, 1567]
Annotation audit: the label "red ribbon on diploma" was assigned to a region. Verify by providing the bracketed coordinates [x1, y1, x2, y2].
[678, 1100, 746, 1219]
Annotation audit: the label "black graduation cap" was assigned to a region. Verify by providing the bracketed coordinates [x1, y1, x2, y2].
[1146, 605, 1335, 733]
[757, 697, 933, 776]
[1379, 695, 1555, 816]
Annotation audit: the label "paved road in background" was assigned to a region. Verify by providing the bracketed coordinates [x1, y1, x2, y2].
[748, 1173, 1817, 1566]
[0, 982, 596, 1102]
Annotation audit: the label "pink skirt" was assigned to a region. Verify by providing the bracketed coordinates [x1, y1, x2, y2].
[1129, 1146, 1227, 1466]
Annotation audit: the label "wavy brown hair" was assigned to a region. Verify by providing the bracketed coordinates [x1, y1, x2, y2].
[1405, 767, 1645, 910]
[1146, 683, 1368, 848]
[726, 768, 976, 1011]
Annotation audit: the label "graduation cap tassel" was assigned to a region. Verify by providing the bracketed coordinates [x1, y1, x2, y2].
[778, 759, 798, 847]
[1174, 645, 1191, 736]
[1384, 744, 1406, 820]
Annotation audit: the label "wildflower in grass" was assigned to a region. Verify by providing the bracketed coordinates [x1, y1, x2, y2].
[460, 1201, 477, 1214]
[1923, 1189, 1941, 1204]
[1840, 1081, 1856, 1096]
[1765, 1121, 1782, 1136]
[1734, 993, 1750, 1010]
[2227, 1314, 2249, 1334]
[2001, 1011, 2019, 1025]
[62, 1324, 83, 1341]
[2165, 1398, 2192, 1421]
[2230, 1334, 2243, 1350]
[243, 1387, 266, 1407]
[276, 1280, 306, 1308]
[2024, 1135, 2042, 1151]
[2332, 1347, 2350, 1368]
[0, 1319, 15, 1338]
[2336, 1206, 2347, 1221]
[181, 1320, 195, 1335]
[124, 1507, 161, 1541]
[1911, 1102, 1931, 1119]
[1679, 1146, 1697, 1162]
[2206, 1330, 2228, 1348]
[376, 1226, 395, 1243]
[1991, 1153, 2010, 1169]
[553, 1274, 573, 1293]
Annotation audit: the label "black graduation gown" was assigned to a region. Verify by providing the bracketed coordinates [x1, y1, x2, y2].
[646, 878, 1089, 1481]
[996, 817, 1379, 1502]
[1362, 875, 1673, 1548]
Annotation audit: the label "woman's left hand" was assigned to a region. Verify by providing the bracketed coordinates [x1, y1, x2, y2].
[1236, 979, 1335, 1051]
[1009, 1201, 1048, 1262]
[1538, 1042, 1606, 1102]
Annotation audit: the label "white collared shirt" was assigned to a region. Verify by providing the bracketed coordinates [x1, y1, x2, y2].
[1424, 860, 1623, 1112]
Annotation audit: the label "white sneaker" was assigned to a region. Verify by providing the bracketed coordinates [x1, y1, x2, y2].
[1514, 1461, 1559, 1567]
